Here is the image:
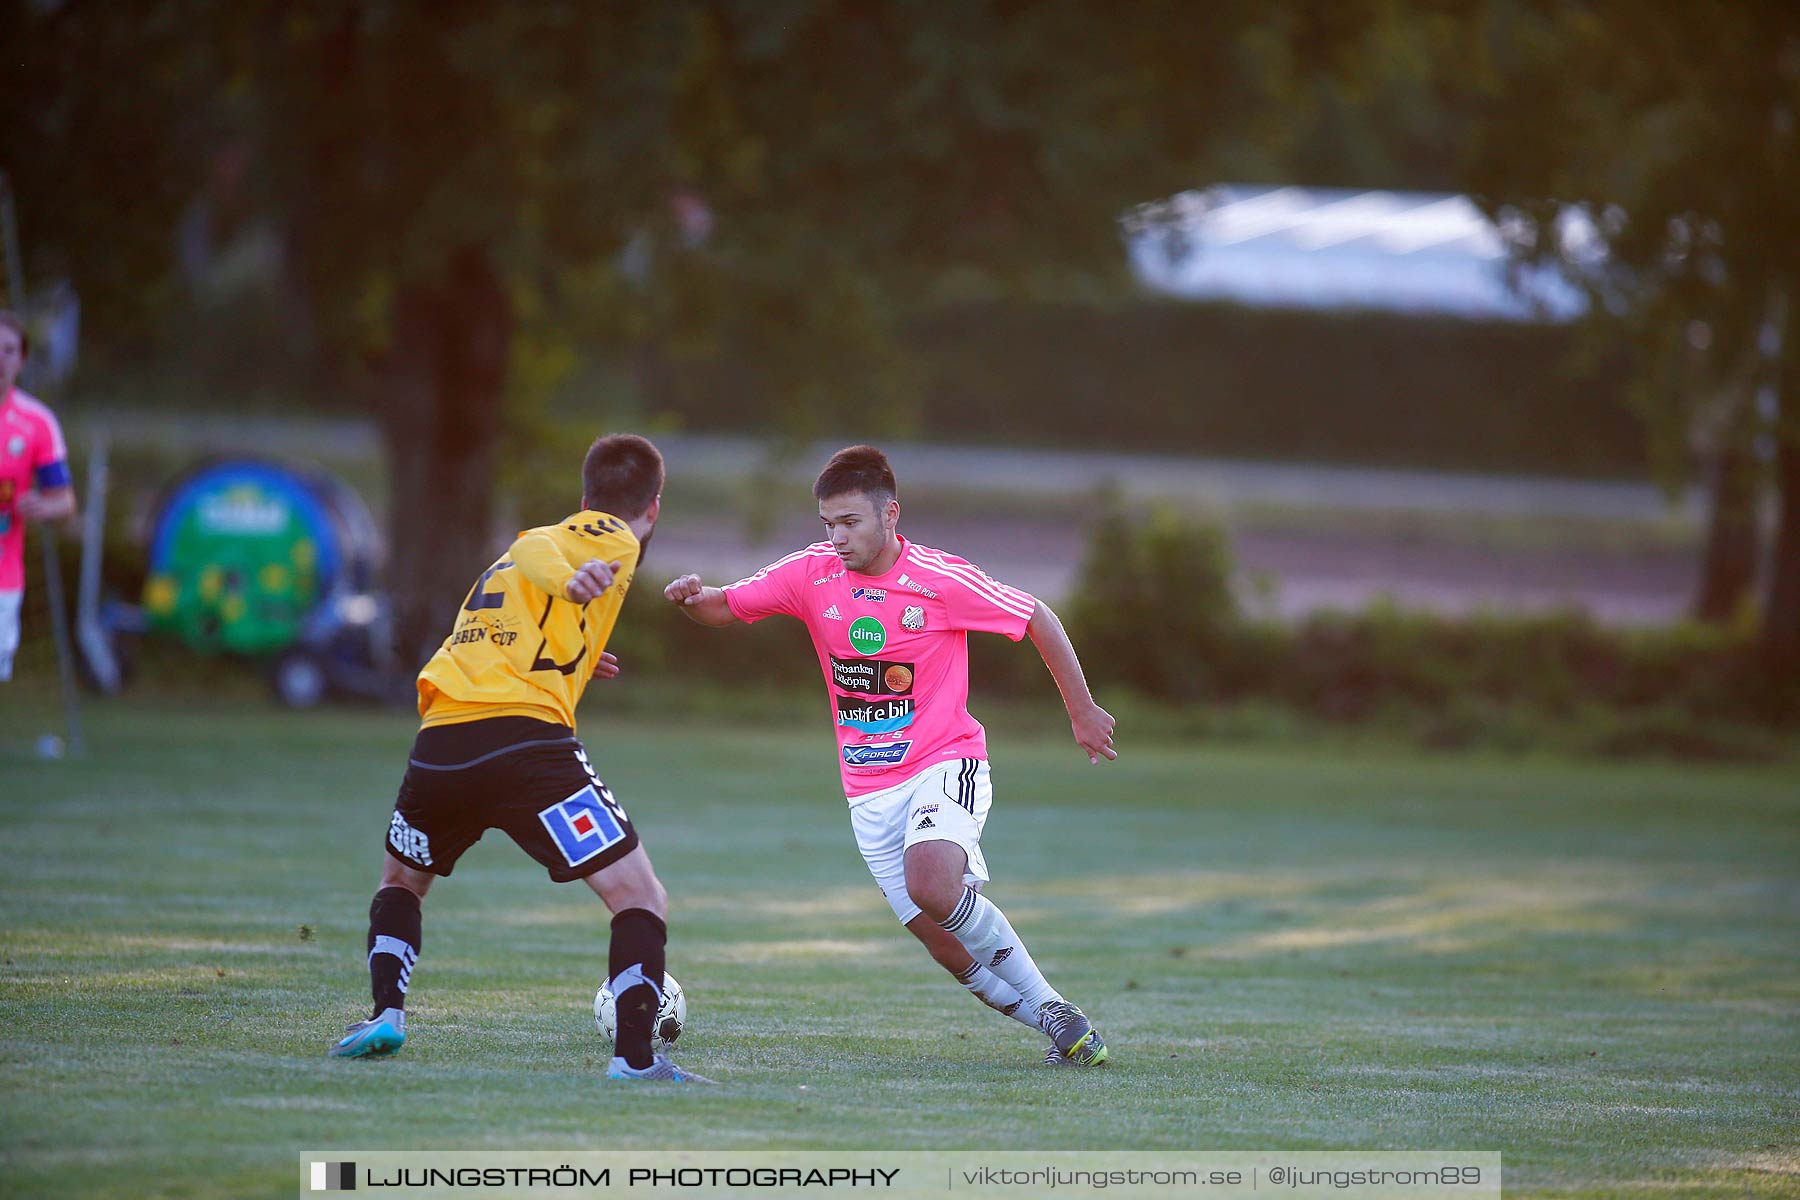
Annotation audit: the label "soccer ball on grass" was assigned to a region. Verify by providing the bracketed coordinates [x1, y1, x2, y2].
[594, 972, 686, 1051]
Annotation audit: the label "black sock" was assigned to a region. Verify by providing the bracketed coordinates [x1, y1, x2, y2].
[608, 908, 667, 1070]
[367, 886, 422, 1018]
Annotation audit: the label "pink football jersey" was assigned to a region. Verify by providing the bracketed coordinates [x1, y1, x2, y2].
[0, 388, 72, 592]
[723, 536, 1036, 798]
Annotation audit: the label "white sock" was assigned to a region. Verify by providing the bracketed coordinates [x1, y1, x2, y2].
[940, 888, 1062, 1019]
[952, 960, 1038, 1029]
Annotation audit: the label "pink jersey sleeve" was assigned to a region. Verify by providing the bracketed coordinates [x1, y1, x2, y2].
[915, 546, 1036, 640]
[31, 402, 71, 491]
[721, 544, 827, 624]
[7, 390, 71, 492]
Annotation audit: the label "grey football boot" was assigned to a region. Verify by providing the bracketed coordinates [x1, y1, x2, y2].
[1037, 1000, 1110, 1066]
[606, 1054, 716, 1083]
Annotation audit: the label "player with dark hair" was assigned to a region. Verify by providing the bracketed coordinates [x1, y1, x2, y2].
[0, 311, 76, 684]
[328, 433, 711, 1083]
[665, 444, 1116, 1067]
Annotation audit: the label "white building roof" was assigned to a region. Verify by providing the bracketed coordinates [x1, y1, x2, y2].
[1125, 185, 1590, 321]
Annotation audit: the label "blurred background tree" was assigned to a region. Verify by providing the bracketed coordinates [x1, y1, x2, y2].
[7, 0, 1796, 674]
[1444, 0, 1800, 665]
[7, 0, 1364, 658]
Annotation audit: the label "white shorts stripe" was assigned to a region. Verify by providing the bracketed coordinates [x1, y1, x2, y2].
[848, 758, 994, 925]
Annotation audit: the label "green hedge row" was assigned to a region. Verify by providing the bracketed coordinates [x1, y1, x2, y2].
[660, 300, 1642, 478]
[616, 504, 1796, 761]
[1057, 505, 1796, 728]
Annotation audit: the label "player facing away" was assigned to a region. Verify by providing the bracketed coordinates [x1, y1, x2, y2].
[664, 445, 1116, 1067]
[0, 311, 77, 683]
[329, 434, 712, 1083]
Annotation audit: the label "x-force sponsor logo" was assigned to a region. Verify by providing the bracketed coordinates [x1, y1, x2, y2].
[835, 695, 915, 734]
[850, 586, 887, 602]
[897, 572, 939, 599]
[830, 655, 914, 694]
[842, 740, 912, 767]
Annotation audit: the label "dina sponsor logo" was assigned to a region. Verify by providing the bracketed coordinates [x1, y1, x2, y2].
[830, 655, 914, 695]
[847, 616, 886, 654]
[897, 573, 939, 599]
[835, 695, 916, 734]
[841, 740, 912, 767]
[851, 587, 887, 602]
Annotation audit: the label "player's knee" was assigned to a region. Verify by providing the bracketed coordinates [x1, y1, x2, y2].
[379, 855, 433, 899]
[906, 876, 960, 924]
[600, 868, 666, 918]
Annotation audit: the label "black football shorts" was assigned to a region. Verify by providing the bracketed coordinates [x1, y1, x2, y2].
[383, 716, 640, 883]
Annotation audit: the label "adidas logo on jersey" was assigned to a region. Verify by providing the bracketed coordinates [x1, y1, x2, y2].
[991, 946, 1013, 967]
[915, 815, 935, 830]
[823, 605, 843, 621]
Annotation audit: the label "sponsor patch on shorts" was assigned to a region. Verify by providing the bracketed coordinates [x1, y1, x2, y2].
[538, 786, 628, 867]
[388, 810, 433, 866]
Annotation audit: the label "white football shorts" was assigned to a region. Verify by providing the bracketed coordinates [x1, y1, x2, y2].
[0, 590, 21, 683]
[848, 757, 993, 925]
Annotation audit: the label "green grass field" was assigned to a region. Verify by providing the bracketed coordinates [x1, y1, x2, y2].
[2, 697, 1797, 1199]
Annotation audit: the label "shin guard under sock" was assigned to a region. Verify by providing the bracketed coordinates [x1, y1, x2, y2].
[367, 886, 422, 1017]
[608, 908, 667, 1070]
[940, 887, 1061, 1019]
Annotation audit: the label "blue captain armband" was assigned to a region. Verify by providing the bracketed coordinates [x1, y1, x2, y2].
[35, 460, 71, 490]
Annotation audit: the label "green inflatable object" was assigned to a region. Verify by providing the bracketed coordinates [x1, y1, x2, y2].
[141, 460, 373, 656]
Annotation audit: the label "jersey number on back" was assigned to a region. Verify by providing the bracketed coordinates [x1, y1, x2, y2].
[464, 561, 514, 611]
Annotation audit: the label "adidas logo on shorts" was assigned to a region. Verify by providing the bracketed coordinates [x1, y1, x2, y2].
[915, 815, 935, 830]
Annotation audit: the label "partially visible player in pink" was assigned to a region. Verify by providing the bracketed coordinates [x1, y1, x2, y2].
[664, 445, 1116, 1067]
[0, 311, 76, 683]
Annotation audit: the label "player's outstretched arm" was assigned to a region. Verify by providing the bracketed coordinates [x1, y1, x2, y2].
[565, 559, 622, 604]
[663, 574, 740, 627]
[15, 486, 76, 523]
[1026, 600, 1117, 764]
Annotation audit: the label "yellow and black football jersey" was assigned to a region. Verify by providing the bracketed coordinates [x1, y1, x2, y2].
[417, 511, 639, 732]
